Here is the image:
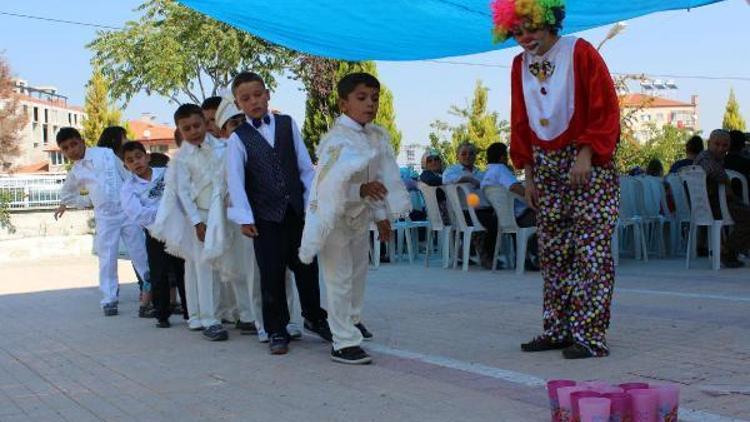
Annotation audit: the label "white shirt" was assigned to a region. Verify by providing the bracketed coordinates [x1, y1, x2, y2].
[226, 113, 314, 225]
[60, 147, 130, 217]
[442, 163, 488, 208]
[120, 167, 166, 230]
[174, 134, 226, 226]
[481, 163, 528, 218]
[337, 114, 388, 223]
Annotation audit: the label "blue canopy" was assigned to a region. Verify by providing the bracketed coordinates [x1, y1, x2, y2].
[177, 0, 725, 60]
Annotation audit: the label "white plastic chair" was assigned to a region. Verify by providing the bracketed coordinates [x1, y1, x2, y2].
[726, 169, 749, 205]
[664, 173, 692, 255]
[680, 166, 734, 270]
[417, 182, 453, 268]
[616, 176, 648, 261]
[634, 176, 672, 258]
[483, 185, 536, 275]
[443, 183, 485, 271]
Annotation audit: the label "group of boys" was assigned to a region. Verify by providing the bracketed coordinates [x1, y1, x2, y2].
[54, 71, 410, 364]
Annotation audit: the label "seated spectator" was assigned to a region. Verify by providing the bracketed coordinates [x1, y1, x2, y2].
[646, 158, 664, 177]
[694, 129, 750, 268]
[481, 143, 535, 228]
[419, 150, 450, 224]
[443, 142, 496, 268]
[481, 142, 538, 270]
[725, 130, 750, 199]
[669, 135, 704, 173]
[419, 149, 444, 187]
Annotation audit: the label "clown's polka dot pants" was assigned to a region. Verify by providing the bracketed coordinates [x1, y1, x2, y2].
[533, 145, 619, 356]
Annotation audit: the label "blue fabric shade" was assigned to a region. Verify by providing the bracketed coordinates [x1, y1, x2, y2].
[177, 0, 725, 60]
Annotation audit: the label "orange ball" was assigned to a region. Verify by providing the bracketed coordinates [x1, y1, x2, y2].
[466, 193, 480, 208]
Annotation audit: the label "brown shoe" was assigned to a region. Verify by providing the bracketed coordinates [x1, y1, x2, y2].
[521, 336, 573, 352]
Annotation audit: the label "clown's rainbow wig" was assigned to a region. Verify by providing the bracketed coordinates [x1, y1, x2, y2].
[491, 0, 566, 43]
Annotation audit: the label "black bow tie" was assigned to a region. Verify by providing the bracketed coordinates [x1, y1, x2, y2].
[252, 115, 271, 128]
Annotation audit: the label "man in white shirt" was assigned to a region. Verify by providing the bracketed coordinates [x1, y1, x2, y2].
[481, 143, 537, 228]
[54, 127, 149, 316]
[442, 142, 497, 268]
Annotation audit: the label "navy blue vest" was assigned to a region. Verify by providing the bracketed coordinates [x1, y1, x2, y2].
[235, 115, 305, 223]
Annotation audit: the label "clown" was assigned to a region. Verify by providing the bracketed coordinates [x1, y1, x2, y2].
[492, 0, 620, 358]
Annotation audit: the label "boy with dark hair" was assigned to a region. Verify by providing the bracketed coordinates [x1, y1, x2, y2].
[299, 72, 411, 364]
[201, 96, 223, 138]
[120, 141, 187, 327]
[226, 71, 331, 355]
[54, 127, 149, 316]
[151, 104, 230, 341]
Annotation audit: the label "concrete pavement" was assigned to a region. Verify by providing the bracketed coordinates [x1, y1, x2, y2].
[0, 255, 748, 421]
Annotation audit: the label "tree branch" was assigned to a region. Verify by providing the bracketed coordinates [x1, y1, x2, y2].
[196, 66, 207, 101]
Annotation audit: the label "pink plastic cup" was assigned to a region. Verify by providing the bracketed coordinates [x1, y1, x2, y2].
[628, 388, 659, 422]
[571, 391, 602, 422]
[619, 382, 649, 391]
[579, 397, 611, 422]
[603, 392, 632, 422]
[581, 381, 612, 391]
[597, 386, 625, 395]
[558, 386, 590, 422]
[548, 380, 577, 422]
[652, 384, 680, 422]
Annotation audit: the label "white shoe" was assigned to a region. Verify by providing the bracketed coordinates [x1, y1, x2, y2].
[287, 322, 302, 339]
[188, 319, 203, 331]
[257, 329, 269, 343]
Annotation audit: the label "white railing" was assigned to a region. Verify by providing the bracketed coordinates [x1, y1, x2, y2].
[0, 174, 67, 209]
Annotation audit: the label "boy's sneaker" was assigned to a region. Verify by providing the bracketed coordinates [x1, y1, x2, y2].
[188, 320, 204, 331]
[304, 318, 333, 342]
[331, 346, 372, 365]
[236, 320, 258, 335]
[156, 320, 171, 328]
[257, 328, 269, 343]
[355, 323, 373, 340]
[102, 303, 118, 317]
[521, 336, 573, 352]
[287, 323, 302, 340]
[269, 333, 289, 355]
[202, 325, 229, 341]
[138, 305, 156, 318]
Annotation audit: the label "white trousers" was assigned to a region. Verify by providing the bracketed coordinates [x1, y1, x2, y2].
[94, 213, 149, 306]
[215, 279, 238, 321]
[320, 223, 369, 351]
[184, 209, 221, 328]
[184, 258, 221, 328]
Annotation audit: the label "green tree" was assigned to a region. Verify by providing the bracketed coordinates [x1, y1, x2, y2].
[82, 69, 124, 146]
[88, 0, 292, 105]
[722, 88, 746, 131]
[428, 80, 508, 168]
[0, 54, 26, 170]
[614, 123, 696, 173]
[297, 60, 402, 156]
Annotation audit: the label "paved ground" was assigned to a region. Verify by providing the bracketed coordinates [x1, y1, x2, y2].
[0, 254, 748, 421]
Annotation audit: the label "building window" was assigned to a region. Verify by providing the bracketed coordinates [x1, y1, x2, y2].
[73, 114, 78, 125]
[68, 113, 72, 124]
[150, 145, 168, 153]
[42, 124, 49, 144]
[44, 108, 49, 123]
[50, 151, 68, 165]
[33, 107, 39, 122]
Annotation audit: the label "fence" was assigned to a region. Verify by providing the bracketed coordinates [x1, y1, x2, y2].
[0, 174, 67, 209]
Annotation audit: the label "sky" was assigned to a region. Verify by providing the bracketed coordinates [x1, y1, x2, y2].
[1, 0, 748, 147]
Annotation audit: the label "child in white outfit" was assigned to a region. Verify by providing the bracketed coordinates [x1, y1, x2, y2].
[299, 73, 410, 364]
[54, 127, 149, 316]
